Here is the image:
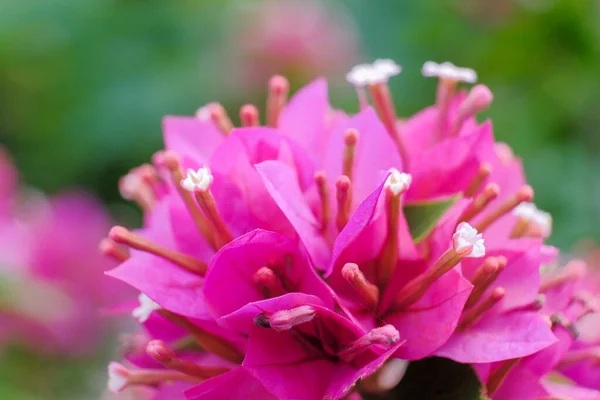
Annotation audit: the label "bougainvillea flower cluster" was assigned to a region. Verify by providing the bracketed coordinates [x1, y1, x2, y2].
[0, 147, 129, 355]
[104, 59, 600, 399]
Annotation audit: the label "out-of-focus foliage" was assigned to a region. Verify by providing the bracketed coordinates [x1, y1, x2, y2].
[0, 0, 599, 397]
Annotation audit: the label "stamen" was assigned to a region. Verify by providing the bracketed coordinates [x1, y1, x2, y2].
[464, 256, 506, 309]
[458, 183, 500, 223]
[422, 61, 477, 140]
[119, 170, 155, 212]
[474, 185, 534, 232]
[109, 226, 207, 276]
[569, 292, 598, 320]
[107, 362, 201, 393]
[346, 60, 407, 161]
[450, 84, 493, 136]
[209, 103, 233, 135]
[99, 238, 130, 262]
[509, 217, 530, 239]
[132, 293, 161, 323]
[342, 129, 359, 178]
[495, 142, 515, 164]
[464, 163, 493, 197]
[393, 250, 462, 310]
[147, 340, 231, 379]
[314, 171, 330, 232]
[266, 75, 289, 127]
[162, 152, 216, 249]
[540, 260, 586, 292]
[240, 104, 260, 127]
[195, 105, 211, 121]
[342, 263, 380, 310]
[367, 83, 408, 163]
[261, 305, 316, 331]
[458, 287, 505, 330]
[528, 294, 546, 311]
[159, 310, 244, 364]
[337, 324, 400, 363]
[511, 202, 552, 238]
[378, 170, 411, 287]
[335, 176, 352, 231]
[486, 358, 521, 396]
[137, 163, 168, 200]
[394, 223, 484, 309]
[557, 347, 600, 368]
[253, 267, 286, 298]
[181, 168, 234, 248]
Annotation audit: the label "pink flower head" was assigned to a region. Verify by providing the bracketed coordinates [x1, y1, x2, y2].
[103, 61, 567, 398]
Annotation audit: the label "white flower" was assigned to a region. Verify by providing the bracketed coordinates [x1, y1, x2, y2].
[346, 59, 402, 87]
[513, 202, 552, 236]
[181, 167, 213, 192]
[373, 59, 402, 77]
[453, 222, 485, 257]
[131, 293, 160, 323]
[107, 362, 129, 393]
[422, 61, 477, 83]
[385, 169, 411, 195]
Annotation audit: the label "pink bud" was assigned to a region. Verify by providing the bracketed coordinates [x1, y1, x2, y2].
[269, 305, 316, 330]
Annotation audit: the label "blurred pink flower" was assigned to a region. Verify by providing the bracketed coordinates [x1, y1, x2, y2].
[223, 0, 359, 88]
[0, 147, 130, 355]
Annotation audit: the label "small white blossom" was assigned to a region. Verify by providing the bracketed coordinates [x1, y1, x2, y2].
[513, 202, 552, 236]
[453, 222, 485, 257]
[131, 293, 160, 323]
[181, 167, 213, 192]
[107, 362, 129, 393]
[385, 169, 411, 195]
[373, 59, 402, 77]
[422, 61, 477, 83]
[346, 59, 402, 87]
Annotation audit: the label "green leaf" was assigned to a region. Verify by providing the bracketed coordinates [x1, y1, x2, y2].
[363, 357, 484, 400]
[404, 195, 461, 243]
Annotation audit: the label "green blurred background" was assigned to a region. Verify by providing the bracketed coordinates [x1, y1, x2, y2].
[1, 0, 599, 398]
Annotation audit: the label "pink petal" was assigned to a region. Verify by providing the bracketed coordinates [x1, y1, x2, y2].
[163, 116, 224, 166]
[461, 239, 543, 311]
[491, 369, 548, 400]
[542, 381, 600, 400]
[386, 269, 473, 360]
[279, 78, 334, 165]
[323, 107, 404, 203]
[435, 311, 557, 363]
[401, 91, 469, 154]
[256, 160, 331, 270]
[185, 368, 276, 400]
[406, 122, 495, 201]
[203, 229, 334, 319]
